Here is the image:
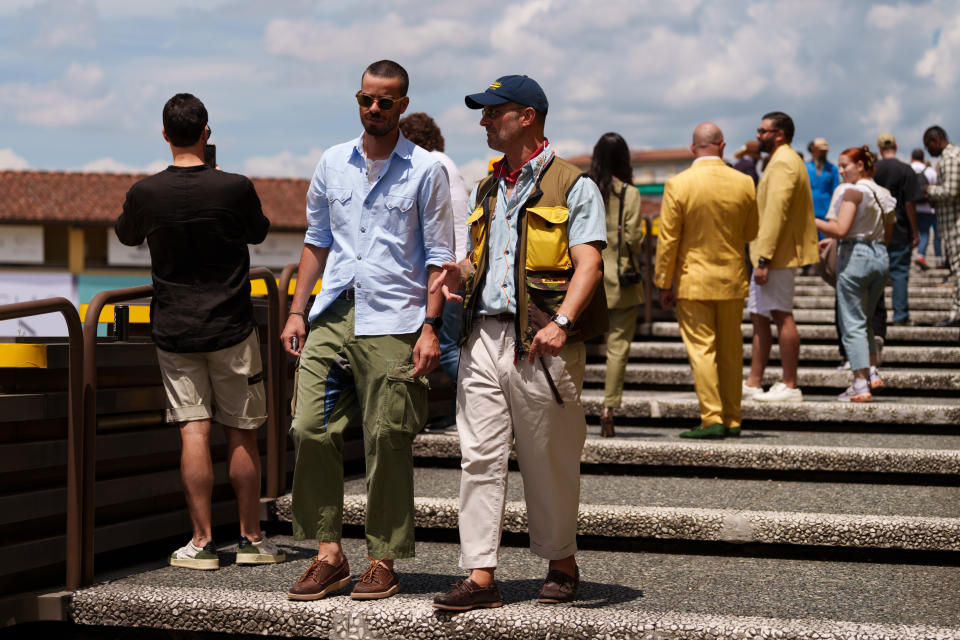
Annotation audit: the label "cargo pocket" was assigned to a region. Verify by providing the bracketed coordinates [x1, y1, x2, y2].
[380, 365, 429, 450]
[526, 206, 573, 271]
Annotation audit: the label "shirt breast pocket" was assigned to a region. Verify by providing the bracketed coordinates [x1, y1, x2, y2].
[382, 193, 416, 236]
[326, 187, 352, 228]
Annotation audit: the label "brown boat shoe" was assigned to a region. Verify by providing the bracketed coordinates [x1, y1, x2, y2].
[537, 565, 579, 603]
[287, 555, 351, 601]
[433, 578, 503, 611]
[351, 557, 401, 600]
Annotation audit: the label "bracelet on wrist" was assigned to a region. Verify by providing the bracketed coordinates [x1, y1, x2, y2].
[289, 311, 306, 320]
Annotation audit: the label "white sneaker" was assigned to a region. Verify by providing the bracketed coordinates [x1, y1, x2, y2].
[236, 533, 285, 564]
[742, 381, 763, 399]
[753, 381, 803, 402]
[837, 360, 851, 371]
[170, 539, 219, 570]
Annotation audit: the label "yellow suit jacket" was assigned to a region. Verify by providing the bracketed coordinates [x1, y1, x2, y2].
[750, 144, 819, 268]
[654, 157, 759, 300]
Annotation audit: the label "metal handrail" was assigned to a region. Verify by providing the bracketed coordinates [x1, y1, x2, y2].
[0, 298, 84, 590]
[276, 263, 299, 496]
[81, 284, 153, 586]
[79, 269, 281, 585]
[248, 268, 281, 499]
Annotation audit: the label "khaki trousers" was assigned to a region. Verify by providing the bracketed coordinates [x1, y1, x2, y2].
[603, 305, 639, 408]
[675, 298, 745, 428]
[456, 317, 587, 569]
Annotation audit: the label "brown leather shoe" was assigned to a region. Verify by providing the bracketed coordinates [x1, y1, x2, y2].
[433, 578, 503, 611]
[537, 565, 579, 603]
[600, 408, 615, 438]
[287, 555, 351, 601]
[351, 557, 400, 600]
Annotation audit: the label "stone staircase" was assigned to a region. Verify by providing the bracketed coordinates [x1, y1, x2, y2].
[68, 268, 960, 639]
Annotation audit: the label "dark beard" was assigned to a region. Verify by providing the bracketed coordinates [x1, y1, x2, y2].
[361, 116, 395, 138]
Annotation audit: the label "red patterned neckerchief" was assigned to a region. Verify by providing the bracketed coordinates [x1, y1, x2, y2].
[492, 139, 549, 184]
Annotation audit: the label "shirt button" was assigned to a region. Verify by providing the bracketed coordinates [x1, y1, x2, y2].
[360, 226, 366, 232]
[356, 283, 362, 288]
[365, 199, 370, 205]
[357, 255, 362, 260]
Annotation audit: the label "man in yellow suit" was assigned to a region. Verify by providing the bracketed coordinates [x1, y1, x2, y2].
[655, 122, 759, 438]
[743, 111, 819, 403]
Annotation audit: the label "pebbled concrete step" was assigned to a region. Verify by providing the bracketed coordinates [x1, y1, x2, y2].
[579, 389, 960, 426]
[582, 363, 960, 391]
[270, 467, 960, 551]
[587, 341, 960, 364]
[412, 432, 960, 475]
[742, 308, 948, 324]
[795, 270, 952, 285]
[795, 285, 956, 297]
[792, 295, 951, 310]
[647, 321, 960, 343]
[69, 537, 960, 640]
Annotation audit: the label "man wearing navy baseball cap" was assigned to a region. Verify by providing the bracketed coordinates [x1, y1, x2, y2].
[431, 75, 607, 611]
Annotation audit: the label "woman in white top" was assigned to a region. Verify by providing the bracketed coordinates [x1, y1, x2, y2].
[816, 146, 895, 402]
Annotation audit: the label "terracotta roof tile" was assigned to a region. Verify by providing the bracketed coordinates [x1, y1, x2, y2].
[0, 170, 309, 230]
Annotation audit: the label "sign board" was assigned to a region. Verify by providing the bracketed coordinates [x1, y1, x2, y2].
[0, 272, 77, 337]
[0, 225, 44, 264]
[107, 232, 152, 266]
[107, 230, 304, 269]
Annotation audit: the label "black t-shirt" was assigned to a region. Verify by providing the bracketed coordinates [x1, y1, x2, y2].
[873, 158, 923, 246]
[115, 164, 270, 353]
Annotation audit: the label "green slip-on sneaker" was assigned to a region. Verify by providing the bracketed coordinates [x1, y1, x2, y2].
[679, 424, 726, 439]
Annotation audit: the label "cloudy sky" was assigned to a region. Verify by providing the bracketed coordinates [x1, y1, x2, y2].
[0, 0, 956, 185]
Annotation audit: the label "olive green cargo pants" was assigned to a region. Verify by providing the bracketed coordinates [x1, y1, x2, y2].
[289, 298, 428, 559]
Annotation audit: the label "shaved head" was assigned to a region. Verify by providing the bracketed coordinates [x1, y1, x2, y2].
[691, 122, 725, 158]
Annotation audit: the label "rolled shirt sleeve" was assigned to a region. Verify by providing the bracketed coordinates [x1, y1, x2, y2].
[418, 160, 456, 267]
[305, 157, 332, 248]
[566, 175, 607, 248]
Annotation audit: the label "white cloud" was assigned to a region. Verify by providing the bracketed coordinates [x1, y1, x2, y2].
[916, 13, 960, 89]
[866, 4, 913, 30]
[550, 138, 590, 158]
[264, 14, 476, 63]
[77, 157, 167, 174]
[0, 62, 118, 127]
[860, 95, 903, 134]
[0, 148, 31, 170]
[243, 147, 326, 179]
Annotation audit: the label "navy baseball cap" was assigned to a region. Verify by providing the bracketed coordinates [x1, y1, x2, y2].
[465, 75, 549, 114]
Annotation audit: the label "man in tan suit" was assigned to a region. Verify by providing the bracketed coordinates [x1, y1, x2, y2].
[655, 122, 759, 438]
[744, 111, 819, 402]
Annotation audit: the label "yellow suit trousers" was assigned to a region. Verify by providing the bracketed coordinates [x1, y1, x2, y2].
[676, 298, 745, 428]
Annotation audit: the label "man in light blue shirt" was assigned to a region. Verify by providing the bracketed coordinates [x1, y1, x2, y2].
[281, 60, 454, 602]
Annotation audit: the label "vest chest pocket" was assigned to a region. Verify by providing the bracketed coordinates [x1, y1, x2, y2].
[526, 206, 573, 271]
[466, 206, 486, 267]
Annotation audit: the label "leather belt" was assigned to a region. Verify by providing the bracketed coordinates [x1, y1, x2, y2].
[337, 288, 356, 301]
[483, 312, 515, 322]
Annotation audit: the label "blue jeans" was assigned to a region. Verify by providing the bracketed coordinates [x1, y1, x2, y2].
[886, 242, 911, 323]
[917, 212, 941, 260]
[438, 295, 464, 381]
[837, 242, 888, 371]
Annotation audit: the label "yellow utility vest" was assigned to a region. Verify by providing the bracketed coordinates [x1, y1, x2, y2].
[462, 155, 608, 358]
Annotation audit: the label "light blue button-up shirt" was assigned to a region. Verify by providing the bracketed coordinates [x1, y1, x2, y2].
[468, 143, 606, 315]
[305, 131, 455, 335]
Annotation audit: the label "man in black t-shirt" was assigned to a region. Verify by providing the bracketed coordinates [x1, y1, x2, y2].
[116, 93, 282, 570]
[874, 133, 923, 325]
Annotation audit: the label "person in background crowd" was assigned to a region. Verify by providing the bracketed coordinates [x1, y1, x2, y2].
[588, 132, 644, 438]
[744, 111, 819, 403]
[923, 125, 960, 326]
[431, 74, 606, 611]
[873, 133, 922, 326]
[806, 138, 840, 237]
[655, 122, 758, 438]
[816, 146, 895, 402]
[911, 148, 941, 270]
[734, 140, 762, 185]
[116, 93, 281, 570]
[399, 112, 470, 432]
[281, 60, 454, 602]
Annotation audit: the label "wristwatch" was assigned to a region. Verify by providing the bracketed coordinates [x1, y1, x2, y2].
[757, 257, 771, 268]
[550, 313, 573, 332]
[423, 315, 443, 331]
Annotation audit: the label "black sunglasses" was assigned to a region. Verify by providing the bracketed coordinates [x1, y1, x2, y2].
[356, 91, 402, 110]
